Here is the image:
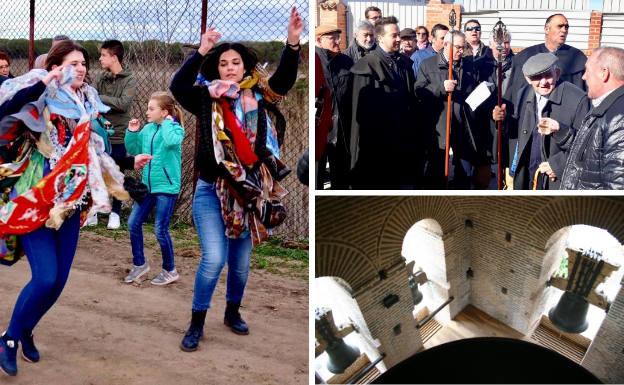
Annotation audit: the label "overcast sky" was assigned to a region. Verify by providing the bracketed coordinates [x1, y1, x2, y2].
[0, 0, 309, 43]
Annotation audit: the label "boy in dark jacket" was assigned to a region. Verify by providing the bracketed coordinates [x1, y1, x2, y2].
[94, 40, 137, 229]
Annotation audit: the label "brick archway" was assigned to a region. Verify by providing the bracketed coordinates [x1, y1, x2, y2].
[316, 239, 379, 292]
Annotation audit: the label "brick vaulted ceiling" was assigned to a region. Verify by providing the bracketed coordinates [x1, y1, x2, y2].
[316, 196, 624, 291]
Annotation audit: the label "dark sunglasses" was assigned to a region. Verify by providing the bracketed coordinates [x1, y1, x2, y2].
[465, 26, 481, 32]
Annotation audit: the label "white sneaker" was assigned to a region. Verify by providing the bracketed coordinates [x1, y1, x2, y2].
[107, 212, 121, 229]
[124, 263, 150, 283]
[84, 213, 98, 227]
[151, 269, 180, 286]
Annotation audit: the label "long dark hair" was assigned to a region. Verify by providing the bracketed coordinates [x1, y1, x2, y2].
[45, 40, 90, 73]
[199, 42, 258, 81]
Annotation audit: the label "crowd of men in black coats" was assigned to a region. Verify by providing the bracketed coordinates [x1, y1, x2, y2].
[315, 10, 624, 190]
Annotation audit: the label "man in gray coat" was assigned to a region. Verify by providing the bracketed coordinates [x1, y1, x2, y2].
[493, 53, 590, 189]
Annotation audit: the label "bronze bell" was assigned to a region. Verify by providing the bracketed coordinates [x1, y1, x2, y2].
[548, 250, 605, 334]
[315, 308, 360, 374]
[549, 291, 589, 334]
[409, 274, 423, 305]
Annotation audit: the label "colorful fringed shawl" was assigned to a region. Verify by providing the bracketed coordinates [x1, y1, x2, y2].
[0, 68, 128, 238]
[204, 72, 287, 246]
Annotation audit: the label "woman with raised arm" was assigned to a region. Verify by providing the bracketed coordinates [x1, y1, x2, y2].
[170, 7, 302, 352]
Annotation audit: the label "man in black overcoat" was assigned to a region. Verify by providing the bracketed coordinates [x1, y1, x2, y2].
[350, 16, 421, 189]
[506, 13, 587, 109]
[493, 53, 590, 189]
[415, 30, 487, 189]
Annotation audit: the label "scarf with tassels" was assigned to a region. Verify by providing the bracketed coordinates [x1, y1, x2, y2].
[0, 67, 128, 236]
[204, 72, 287, 245]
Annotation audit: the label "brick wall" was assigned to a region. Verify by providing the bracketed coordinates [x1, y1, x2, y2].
[353, 263, 423, 368]
[587, 11, 603, 56]
[582, 282, 624, 383]
[425, 0, 462, 35]
[318, 0, 349, 51]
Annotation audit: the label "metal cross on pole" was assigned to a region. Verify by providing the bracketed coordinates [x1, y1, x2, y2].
[444, 9, 457, 186]
[493, 18, 508, 190]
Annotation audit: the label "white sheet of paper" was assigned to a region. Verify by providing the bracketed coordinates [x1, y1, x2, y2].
[466, 81, 494, 111]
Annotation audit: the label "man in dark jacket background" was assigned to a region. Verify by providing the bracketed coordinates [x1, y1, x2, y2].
[506, 14, 587, 109]
[560, 47, 624, 189]
[350, 16, 421, 189]
[415, 30, 485, 189]
[476, 29, 515, 188]
[315, 25, 354, 189]
[493, 53, 589, 190]
[344, 21, 376, 63]
[94, 39, 137, 229]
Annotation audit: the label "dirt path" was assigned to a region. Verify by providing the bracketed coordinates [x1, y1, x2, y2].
[0, 232, 308, 385]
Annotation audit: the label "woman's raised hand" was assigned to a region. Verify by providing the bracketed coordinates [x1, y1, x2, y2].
[128, 118, 141, 132]
[198, 27, 222, 56]
[42, 65, 65, 85]
[287, 6, 303, 45]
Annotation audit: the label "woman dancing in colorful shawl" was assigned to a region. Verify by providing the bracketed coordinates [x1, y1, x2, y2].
[170, 7, 303, 352]
[0, 40, 129, 376]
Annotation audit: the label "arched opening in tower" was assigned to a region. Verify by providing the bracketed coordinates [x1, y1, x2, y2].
[402, 219, 451, 342]
[531, 225, 623, 363]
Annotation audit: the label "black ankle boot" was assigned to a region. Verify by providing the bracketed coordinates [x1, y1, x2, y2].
[20, 330, 39, 363]
[180, 310, 206, 352]
[0, 333, 18, 376]
[224, 302, 249, 335]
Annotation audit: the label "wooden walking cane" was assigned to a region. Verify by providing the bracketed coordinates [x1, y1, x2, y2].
[493, 19, 508, 190]
[444, 9, 457, 185]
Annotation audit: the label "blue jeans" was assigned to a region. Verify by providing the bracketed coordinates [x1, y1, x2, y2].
[128, 192, 177, 271]
[6, 211, 80, 340]
[191, 179, 252, 311]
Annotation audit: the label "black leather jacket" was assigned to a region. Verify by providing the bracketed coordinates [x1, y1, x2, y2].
[560, 85, 624, 189]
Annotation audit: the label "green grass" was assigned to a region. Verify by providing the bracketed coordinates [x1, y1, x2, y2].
[82, 218, 308, 279]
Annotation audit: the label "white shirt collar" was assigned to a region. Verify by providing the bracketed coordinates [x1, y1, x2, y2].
[592, 88, 617, 107]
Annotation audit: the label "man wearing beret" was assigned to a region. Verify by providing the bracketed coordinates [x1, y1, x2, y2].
[399, 28, 418, 58]
[560, 47, 624, 189]
[493, 52, 590, 189]
[505, 14, 587, 111]
[350, 16, 421, 189]
[315, 25, 354, 189]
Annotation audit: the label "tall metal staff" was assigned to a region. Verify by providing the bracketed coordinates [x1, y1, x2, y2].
[444, 9, 457, 184]
[492, 18, 508, 190]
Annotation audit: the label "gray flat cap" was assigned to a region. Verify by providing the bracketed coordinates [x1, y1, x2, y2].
[522, 52, 559, 77]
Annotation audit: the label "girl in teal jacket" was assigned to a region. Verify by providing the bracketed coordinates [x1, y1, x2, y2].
[124, 92, 185, 286]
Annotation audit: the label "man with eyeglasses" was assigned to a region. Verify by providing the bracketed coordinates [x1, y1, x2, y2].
[463, 19, 492, 62]
[350, 16, 421, 189]
[474, 30, 515, 188]
[345, 20, 376, 63]
[315, 25, 354, 189]
[364, 6, 382, 26]
[492, 53, 589, 190]
[506, 14, 587, 111]
[411, 24, 448, 75]
[416, 30, 486, 189]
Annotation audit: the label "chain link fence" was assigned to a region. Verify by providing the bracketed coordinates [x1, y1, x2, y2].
[0, 0, 309, 240]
